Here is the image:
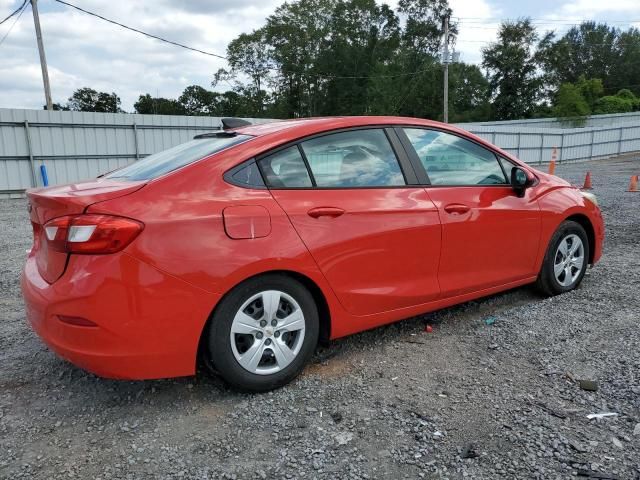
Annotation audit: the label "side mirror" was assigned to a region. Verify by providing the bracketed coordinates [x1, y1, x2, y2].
[511, 167, 533, 197]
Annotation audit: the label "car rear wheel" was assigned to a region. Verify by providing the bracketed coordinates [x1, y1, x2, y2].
[205, 274, 319, 392]
[536, 220, 590, 296]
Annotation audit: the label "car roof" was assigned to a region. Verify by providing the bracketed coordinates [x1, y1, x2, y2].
[233, 116, 461, 138]
[214, 116, 525, 172]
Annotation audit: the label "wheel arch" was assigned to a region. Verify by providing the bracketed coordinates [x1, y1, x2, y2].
[564, 213, 596, 264]
[196, 269, 332, 370]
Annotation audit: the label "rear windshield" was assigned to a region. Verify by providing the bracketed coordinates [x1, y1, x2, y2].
[105, 134, 252, 181]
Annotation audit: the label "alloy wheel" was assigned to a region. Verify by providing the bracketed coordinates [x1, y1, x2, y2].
[553, 234, 585, 287]
[229, 290, 306, 375]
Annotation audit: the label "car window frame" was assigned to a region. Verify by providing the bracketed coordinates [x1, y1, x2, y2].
[245, 126, 420, 190]
[394, 127, 512, 188]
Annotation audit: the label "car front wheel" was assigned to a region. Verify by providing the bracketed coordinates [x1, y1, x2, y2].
[205, 274, 319, 392]
[536, 220, 590, 296]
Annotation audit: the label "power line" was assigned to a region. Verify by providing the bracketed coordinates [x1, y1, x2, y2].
[0, 0, 27, 26]
[456, 16, 640, 24]
[53, 0, 228, 61]
[51, 0, 444, 81]
[25, 1, 640, 83]
[0, 0, 28, 47]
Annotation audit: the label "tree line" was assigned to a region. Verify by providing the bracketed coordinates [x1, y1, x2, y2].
[51, 0, 640, 125]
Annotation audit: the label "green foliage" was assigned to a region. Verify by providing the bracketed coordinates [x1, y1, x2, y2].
[537, 23, 640, 97]
[134, 94, 186, 115]
[593, 95, 633, 114]
[66, 87, 123, 113]
[575, 76, 603, 109]
[553, 83, 590, 126]
[592, 89, 639, 114]
[52, 8, 640, 122]
[481, 19, 541, 120]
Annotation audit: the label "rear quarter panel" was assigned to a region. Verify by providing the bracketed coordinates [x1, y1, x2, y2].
[86, 153, 349, 338]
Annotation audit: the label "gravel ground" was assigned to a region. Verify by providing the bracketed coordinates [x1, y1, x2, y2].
[1, 155, 639, 480]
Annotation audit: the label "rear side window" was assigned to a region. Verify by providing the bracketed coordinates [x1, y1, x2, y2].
[258, 146, 313, 188]
[300, 129, 405, 187]
[106, 134, 252, 181]
[402, 128, 507, 186]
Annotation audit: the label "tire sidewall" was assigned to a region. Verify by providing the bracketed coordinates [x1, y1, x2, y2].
[207, 275, 319, 392]
[544, 221, 590, 294]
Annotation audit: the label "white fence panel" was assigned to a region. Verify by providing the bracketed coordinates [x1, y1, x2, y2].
[1, 108, 639, 194]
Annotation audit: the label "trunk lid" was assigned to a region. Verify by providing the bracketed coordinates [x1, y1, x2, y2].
[26, 179, 145, 283]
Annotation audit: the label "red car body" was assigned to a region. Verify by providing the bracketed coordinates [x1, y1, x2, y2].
[21, 116, 604, 380]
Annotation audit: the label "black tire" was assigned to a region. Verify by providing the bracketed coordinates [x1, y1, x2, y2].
[205, 274, 319, 392]
[536, 220, 590, 296]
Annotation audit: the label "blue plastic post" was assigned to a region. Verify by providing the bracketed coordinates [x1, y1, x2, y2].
[40, 164, 49, 186]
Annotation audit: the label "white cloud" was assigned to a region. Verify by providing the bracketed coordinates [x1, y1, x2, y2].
[555, 0, 640, 17]
[450, 0, 501, 65]
[0, 0, 281, 110]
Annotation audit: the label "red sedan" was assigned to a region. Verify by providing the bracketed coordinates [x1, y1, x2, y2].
[21, 116, 604, 391]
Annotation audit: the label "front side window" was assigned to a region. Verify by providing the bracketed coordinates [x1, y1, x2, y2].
[106, 134, 252, 181]
[402, 128, 507, 186]
[300, 129, 405, 188]
[258, 146, 313, 188]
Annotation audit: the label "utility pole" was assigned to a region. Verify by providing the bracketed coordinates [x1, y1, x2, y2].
[442, 15, 449, 123]
[31, 0, 53, 110]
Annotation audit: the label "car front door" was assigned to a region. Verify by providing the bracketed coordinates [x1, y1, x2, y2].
[257, 128, 441, 316]
[398, 127, 541, 298]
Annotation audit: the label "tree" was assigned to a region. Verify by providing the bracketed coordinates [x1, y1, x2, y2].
[537, 23, 626, 94]
[614, 28, 640, 96]
[178, 85, 217, 115]
[575, 76, 603, 110]
[553, 83, 590, 126]
[448, 63, 491, 122]
[134, 94, 185, 115]
[482, 19, 542, 120]
[593, 89, 639, 114]
[67, 87, 123, 113]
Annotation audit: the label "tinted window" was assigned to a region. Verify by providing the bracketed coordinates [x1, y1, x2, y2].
[106, 134, 252, 181]
[258, 146, 313, 188]
[227, 161, 265, 188]
[497, 156, 516, 180]
[300, 129, 405, 187]
[403, 128, 507, 186]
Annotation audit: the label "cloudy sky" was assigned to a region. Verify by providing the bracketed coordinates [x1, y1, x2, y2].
[1, 0, 639, 112]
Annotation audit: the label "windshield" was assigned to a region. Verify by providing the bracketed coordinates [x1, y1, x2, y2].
[106, 134, 252, 181]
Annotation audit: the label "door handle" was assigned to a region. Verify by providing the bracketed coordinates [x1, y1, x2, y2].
[443, 203, 471, 214]
[307, 207, 345, 218]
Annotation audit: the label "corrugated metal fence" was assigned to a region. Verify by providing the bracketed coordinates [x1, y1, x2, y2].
[1, 108, 639, 194]
[0, 109, 271, 194]
[462, 123, 640, 165]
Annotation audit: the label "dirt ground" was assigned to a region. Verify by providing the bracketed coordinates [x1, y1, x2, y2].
[1, 155, 639, 479]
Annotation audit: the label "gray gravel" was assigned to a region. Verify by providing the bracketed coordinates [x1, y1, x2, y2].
[1, 155, 640, 479]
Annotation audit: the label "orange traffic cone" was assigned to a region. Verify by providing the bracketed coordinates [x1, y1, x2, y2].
[548, 146, 557, 175]
[628, 175, 639, 192]
[582, 171, 592, 190]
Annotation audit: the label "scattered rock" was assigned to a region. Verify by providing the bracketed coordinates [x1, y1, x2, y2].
[579, 380, 599, 392]
[461, 443, 479, 459]
[334, 432, 354, 446]
[330, 411, 343, 423]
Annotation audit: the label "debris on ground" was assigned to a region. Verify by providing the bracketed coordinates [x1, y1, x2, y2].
[586, 412, 619, 420]
[579, 379, 599, 391]
[483, 316, 496, 326]
[1, 156, 640, 478]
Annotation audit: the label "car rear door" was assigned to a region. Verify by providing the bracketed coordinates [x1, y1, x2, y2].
[258, 127, 441, 316]
[397, 127, 541, 298]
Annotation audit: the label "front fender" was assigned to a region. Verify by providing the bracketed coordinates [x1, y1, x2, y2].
[534, 185, 604, 271]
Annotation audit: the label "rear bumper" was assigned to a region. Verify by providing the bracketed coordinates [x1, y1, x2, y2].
[21, 252, 220, 379]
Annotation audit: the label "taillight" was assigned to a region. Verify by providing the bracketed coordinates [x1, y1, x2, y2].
[42, 214, 144, 254]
